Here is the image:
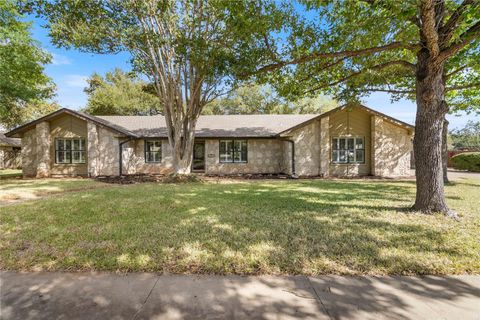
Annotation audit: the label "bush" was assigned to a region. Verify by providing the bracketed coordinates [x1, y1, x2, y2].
[451, 152, 480, 172]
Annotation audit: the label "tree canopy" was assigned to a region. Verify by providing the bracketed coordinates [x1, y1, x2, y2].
[246, 0, 480, 215]
[0, 0, 55, 129]
[84, 69, 161, 116]
[203, 84, 337, 115]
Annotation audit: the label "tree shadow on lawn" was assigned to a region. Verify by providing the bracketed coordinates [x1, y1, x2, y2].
[3, 180, 479, 319]
[2, 179, 474, 277]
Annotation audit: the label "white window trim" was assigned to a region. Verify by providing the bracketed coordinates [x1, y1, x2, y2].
[145, 140, 162, 163]
[331, 136, 365, 164]
[55, 138, 86, 164]
[219, 139, 248, 163]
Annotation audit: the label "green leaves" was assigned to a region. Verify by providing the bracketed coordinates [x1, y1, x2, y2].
[83, 69, 162, 116]
[0, 0, 55, 126]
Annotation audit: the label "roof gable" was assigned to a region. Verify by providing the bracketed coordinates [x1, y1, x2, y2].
[5, 108, 137, 138]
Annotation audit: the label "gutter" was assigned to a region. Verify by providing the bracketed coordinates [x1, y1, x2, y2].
[119, 138, 135, 176]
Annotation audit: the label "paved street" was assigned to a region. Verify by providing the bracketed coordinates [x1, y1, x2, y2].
[1, 272, 479, 319]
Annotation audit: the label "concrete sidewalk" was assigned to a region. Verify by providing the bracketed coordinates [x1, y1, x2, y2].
[1, 272, 479, 320]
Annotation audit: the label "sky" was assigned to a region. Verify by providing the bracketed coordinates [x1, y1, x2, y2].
[30, 18, 478, 130]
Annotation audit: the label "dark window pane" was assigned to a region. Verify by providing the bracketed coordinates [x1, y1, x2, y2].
[73, 139, 80, 150]
[356, 150, 365, 163]
[65, 140, 71, 151]
[355, 138, 364, 149]
[347, 138, 354, 150]
[339, 138, 346, 150]
[332, 138, 338, 150]
[339, 150, 347, 163]
[348, 150, 355, 163]
[332, 150, 339, 162]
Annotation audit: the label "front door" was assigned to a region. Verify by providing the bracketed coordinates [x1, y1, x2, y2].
[192, 141, 205, 172]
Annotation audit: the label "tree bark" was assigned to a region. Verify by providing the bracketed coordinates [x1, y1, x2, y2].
[412, 48, 451, 214]
[442, 118, 449, 184]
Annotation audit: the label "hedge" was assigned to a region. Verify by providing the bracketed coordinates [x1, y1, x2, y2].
[451, 152, 480, 172]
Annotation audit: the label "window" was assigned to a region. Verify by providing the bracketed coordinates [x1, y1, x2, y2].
[332, 137, 364, 164]
[55, 138, 86, 164]
[145, 140, 162, 163]
[219, 140, 247, 163]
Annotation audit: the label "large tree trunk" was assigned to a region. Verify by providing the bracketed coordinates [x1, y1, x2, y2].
[442, 118, 449, 184]
[412, 49, 453, 215]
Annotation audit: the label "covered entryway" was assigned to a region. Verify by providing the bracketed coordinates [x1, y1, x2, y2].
[192, 141, 205, 172]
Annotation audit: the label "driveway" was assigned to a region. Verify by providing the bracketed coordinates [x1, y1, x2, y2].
[1, 272, 479, 320]
[447, 169, 480, 180]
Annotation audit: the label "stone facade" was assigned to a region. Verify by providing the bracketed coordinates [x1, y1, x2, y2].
[205, 139, 283, 175]
[96, 127, 120, 176]
[36, 122, 51, 178]
[87, 121, 99, 177]
[280, 120, 321, 176]
[122, 139, 173, 175]
[14, 106, 414, 178]
[21, 128, 37, 177]
[371, 116, 413, 177]
[319, 116, 330, 177]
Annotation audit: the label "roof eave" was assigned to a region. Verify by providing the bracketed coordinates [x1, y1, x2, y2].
[5, 108, 138, 138]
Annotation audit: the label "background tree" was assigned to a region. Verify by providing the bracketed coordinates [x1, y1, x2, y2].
[84, 69, 161, 116]
[252, 0, 480, 216]
[32, 0, 285, 173]
[1, 100, 59, 130]
[0, 0, 55, 129]
[450, 120, 480, 149]
[202, 83, 338, 115]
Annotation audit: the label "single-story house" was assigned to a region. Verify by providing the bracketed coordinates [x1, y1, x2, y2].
[5, 103, 414, 178]
[0, 133, 21, 169]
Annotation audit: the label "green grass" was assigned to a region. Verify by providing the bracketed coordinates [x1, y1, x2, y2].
[1, 178, 479, 275]
[0, 169, 22, 179]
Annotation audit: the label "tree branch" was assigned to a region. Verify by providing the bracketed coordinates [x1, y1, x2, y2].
[359, 88, 415, 94]
[445, 65, 468, 79]
[303, 60, 416, 94]
[439, 0, 478, 45]
[438, 20, 480, 62]
[446, 83, 480, 91]
[252, 42, 418, 75]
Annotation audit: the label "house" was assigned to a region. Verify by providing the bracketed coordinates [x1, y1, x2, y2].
[0, 133, 21, 169]
[5, 103, 414, 178]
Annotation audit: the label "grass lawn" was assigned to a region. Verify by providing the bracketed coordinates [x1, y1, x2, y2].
[0, 169, 22, 179]
[0, 178, 106, 204]
[0, 177, 479, 275]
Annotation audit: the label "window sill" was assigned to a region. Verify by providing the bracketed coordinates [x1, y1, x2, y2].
[331, 163, 366, 165]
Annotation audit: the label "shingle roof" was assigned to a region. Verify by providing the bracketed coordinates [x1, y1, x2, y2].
[96, 114, 319, 138]
[0, 133, 21, 147]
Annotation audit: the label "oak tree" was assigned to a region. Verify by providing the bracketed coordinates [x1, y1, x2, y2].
[253, 0, 480, 216]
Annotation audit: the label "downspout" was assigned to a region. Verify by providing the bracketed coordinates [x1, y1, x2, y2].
[119, 138, 134, 176]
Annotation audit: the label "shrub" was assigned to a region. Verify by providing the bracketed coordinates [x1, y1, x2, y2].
[451, 152, 480, 172]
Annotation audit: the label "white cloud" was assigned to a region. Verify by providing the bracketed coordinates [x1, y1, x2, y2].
[51, 53, 71, 66]
[64, 74, 88, 88]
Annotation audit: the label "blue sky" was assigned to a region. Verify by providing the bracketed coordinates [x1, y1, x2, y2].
[31, 18, 477, 130]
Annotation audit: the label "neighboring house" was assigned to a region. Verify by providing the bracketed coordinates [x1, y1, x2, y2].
[0, 133, 21, 169]
[5, 103, 414, 178]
